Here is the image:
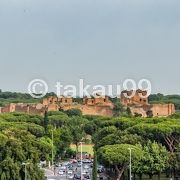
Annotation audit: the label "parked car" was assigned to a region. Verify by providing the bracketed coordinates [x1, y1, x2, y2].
[67, 170, 73, 174]
[73, 173, 81, 179]
[58, 170, 64, 175]
[84, 174, 90, 179]
[68, 164, 74, 169]
[77, 162, 81, 167]
[84, 165, 90, 169]
[83, 159, 91, 163]
[68, 174, 74, 179]
[59, 166, 67, 172]
[97, 165, 104, 173]
[82, 169, 88, 175]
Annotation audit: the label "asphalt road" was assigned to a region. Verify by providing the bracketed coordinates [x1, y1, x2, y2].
[45, 161, 92, 180]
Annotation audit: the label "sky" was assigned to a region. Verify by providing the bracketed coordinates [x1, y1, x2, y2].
[0, 0, 180, 95]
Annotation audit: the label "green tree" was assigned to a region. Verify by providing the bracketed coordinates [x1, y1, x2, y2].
[133, 141, 169, 180]
[65, 109, 82, 116]
[43, 111, 49, 134]
[0, 128, 47, 180]
[68, 117, 87, 158]
[98, 144, 142, 180]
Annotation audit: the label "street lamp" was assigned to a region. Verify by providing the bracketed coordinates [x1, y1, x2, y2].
[51, 129, 55, 175]
[22, 162, 30, 180]
[128, 148, 133, 180]
[79, 142, 83, 180]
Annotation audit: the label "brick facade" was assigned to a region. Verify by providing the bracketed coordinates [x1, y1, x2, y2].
[121, 90, 175, 117]
[0, 91, 175, 117]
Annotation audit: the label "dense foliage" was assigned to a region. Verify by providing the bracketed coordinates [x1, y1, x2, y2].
[91, 116, 180, 179]
[0, 106, 180, 179]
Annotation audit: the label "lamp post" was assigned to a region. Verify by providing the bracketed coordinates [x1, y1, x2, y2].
[79, 142, 83, 180]
[128, 148, 133, 180]
[51, 129, 55, 175]
[22, 162, 30, 180]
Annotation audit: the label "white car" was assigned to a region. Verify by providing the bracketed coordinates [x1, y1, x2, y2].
[58, 170, 64, 175]
[82, 169, 88, 175]
[84, 165, 90, 169]
[60, 166, 66, 172]
[67, 170, 73, 174]
[68, 174, 74, 179]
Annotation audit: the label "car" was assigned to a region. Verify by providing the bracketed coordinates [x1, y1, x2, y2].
[84, 165, 90, 169]
[59, 166, 67, 172]
[82, 169, 88, 175]
[77, 162, 81, 167]
[68, 166, 74, 171]
[73, 173, 81, 179]
[97, 165, 104, 173]
[67, 170, 73, 174]
[86, 159, 92, 163]
[83, 159, 91, 163]
[84, 174, 90, 179]
[58, 170, 64, 175]
[68, 174, 74, 179]
[68, 164, 73, 168]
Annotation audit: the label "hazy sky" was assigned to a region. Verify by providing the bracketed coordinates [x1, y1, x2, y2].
[0, 0, 180, 94]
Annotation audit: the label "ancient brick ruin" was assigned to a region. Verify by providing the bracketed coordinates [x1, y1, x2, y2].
[121, 89, 175, 117]
[0, 90, 175, 117]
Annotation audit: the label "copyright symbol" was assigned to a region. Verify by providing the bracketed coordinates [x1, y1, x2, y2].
[28, 79, 48, 98]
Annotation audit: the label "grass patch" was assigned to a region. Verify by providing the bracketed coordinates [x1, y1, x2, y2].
[70, 144, 94, 155]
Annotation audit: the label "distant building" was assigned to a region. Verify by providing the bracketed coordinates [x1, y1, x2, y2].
[121, 89, 175, 117]
[1, 103, 46, 115]
[0, 90, 175, 117]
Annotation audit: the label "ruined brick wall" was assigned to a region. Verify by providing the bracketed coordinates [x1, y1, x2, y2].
[129, 103, 175, 117]
[42, 96, 58, 106]
[151, 104, 175, 117]
[121, 90, 148, 106]
[1, 103, 16, 113]
[29, 106, 46, 115]
[47, 104, 59, 112]
[15, 104, 29, 113]
[129, 105, 149, 117]
[1, 103, 46, 115]
[81, 105, 113, 117]
[1, 105, 10, 113]
[83, 96, 114, 108]
[58, 97, 73, 105]
[83, 98, 95, 105]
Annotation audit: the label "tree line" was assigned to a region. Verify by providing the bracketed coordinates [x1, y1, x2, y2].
[0, 109, 180, 179]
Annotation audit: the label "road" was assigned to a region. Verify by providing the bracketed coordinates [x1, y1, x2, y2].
[45, 160, 93, 180]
